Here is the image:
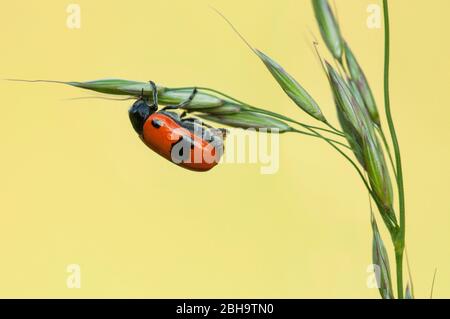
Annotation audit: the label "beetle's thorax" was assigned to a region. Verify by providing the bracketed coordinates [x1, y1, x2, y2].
[128, 99, 155, 134]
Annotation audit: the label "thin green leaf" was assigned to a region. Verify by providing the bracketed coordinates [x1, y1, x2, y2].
[255, 49, 326, 123]
[312, 0, 343, 60]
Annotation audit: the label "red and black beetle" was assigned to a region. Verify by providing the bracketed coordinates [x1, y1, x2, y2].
[128, 81, 227, 172]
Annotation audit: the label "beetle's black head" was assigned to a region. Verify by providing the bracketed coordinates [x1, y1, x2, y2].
[128, 97, 156, 135]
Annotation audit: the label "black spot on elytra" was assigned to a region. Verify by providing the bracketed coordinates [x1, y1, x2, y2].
[151, 119, 162, 129]
[178, 145, 184, 157]
[170, 136, 194, 163]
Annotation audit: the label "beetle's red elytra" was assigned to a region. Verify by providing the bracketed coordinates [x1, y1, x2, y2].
[128, 81, 227, 172]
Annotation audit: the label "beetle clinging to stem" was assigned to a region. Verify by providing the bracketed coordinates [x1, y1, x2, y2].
[128, 81, 228, 172]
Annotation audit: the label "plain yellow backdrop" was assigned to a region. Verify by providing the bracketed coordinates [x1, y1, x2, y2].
[0, 0, 449, 298]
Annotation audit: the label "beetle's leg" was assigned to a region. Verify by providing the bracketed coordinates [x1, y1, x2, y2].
[162, 88, 197, 111]
[147, 81, 159, 113]
[180, 111, 188, 118]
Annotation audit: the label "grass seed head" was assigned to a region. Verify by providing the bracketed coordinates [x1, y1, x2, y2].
[326, 63, 393, 209]
[326, 62, 370, 136]
[199, 111, 294, 133]
[312, 0, 343, 61]
[371, 217, 394, 299]
[255, 49, 326, 123]
[344, 43, 380, 126]
[363, 133, 394, 209]
[63, 79, 243, 112]
[336, 105, 365, 167]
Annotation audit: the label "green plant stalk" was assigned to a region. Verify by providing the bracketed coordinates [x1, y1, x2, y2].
[324, 121, 344, 136]
[310, 127, 374, 197]
[383, 0, 406, 299]
[289, 128, 349, 148]
[244, 105, 345, 138]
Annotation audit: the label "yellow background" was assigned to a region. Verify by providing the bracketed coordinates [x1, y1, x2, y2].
[0, 0, 449, 298]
